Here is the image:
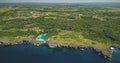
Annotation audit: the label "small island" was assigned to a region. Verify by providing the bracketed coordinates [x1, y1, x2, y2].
[0, 3, 120, 60]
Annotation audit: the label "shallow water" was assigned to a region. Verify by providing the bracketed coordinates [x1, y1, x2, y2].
[111, 47, 120, 63]
[0, 43, 116, 63]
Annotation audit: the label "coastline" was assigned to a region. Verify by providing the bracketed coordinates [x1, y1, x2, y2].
[0, 39, 113, 61]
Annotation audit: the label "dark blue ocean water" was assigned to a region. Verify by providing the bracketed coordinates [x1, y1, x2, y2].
[0, 43, 119, 63]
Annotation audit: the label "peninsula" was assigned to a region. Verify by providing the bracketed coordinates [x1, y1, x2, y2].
[0, 3, 120, 59]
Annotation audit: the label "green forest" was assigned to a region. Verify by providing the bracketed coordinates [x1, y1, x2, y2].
[0, 4, 120, 51]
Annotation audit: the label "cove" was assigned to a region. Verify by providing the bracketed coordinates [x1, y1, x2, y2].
[0, 43, 114, 63]
[111, 47, 120, 63]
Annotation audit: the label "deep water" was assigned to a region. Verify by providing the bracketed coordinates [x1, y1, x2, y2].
[0, 43, 118, 63]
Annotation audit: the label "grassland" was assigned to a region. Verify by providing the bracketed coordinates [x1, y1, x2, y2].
[0, 4, 120, 55]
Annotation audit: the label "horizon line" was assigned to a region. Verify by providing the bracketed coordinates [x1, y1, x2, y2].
[0, 2, 120, 3]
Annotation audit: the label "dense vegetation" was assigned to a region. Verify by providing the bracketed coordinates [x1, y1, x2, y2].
[0, 4, 120, 49]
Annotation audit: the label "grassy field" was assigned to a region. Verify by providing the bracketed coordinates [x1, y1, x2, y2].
[0, 4, 120, 53]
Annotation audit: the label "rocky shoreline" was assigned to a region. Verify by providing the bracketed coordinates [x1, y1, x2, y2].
[48, 43, 112, 61]
[0, 40, 112, 61]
